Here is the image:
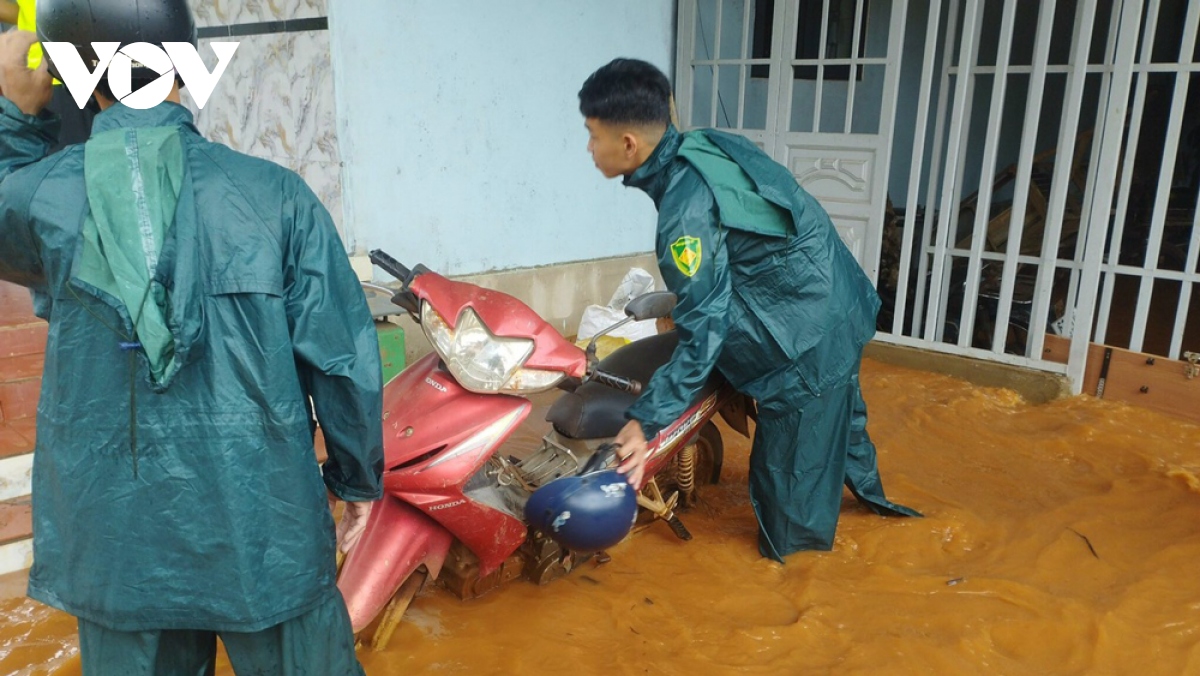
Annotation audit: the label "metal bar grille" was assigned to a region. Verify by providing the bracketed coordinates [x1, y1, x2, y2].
[1067, 0, 1148, 391]
[813, 0, 832, 132]
[892, 0, 943, 337]
[1026, 0, 1098, 360]
[924, 1, 983, 342]
[1127, 1, 1200, 353]
[990, 0, 1057, 353]
[1094, 0, 1161, 345]
[843, 0, 866, 133]
[958, 1, 1020, 349]
[912, 0, 962, 335]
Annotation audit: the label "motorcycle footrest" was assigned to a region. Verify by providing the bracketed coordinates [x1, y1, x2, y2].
[666, 515, 693, 541]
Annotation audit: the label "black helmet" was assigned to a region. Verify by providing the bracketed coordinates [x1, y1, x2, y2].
[36, 0, 197, 84]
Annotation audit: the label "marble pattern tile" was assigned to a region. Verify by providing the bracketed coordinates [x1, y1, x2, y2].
[187, 32, 338, 163]
[187, 0, 326, 28]
[181, 29, 345, 234]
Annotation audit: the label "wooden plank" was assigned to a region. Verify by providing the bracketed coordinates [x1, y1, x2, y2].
[1043, 334, 1200, 424]
[1042, 334, 1103, 395]
[1099, 350, 1200, 425]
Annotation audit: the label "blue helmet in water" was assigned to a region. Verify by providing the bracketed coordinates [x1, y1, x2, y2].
[525, 469, 638, 552]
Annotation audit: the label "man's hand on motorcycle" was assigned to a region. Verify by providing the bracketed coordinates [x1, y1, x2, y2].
[0, 31, 52, 116]
[327, 492, 374, 554]
[615, 419, 650, 490]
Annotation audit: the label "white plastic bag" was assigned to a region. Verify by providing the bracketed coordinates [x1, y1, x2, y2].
[607, 268, 656, 313]
[577, 268, 660, 342]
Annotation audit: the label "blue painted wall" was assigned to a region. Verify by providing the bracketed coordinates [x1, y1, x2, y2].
[329, 1, 676, 276]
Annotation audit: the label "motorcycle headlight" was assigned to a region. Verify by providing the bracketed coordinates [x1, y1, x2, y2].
[502, 367, 567, 392]
[421, 302, 564, 393]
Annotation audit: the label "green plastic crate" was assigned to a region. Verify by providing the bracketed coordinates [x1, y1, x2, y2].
[376, 321, 406, 384]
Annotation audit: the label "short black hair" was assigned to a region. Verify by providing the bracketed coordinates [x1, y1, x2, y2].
[579, 58, 671, 126]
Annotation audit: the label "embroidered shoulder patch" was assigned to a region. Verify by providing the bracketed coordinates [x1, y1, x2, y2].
[670, 236, 702, 277]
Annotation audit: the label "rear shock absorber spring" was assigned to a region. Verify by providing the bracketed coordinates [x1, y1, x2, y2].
[676, 443, 697, 500]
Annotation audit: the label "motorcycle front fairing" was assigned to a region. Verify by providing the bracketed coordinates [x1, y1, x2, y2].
[410, 271, 587, 378]
[338, 495, 454, 633]
[377, 352, 533, 574]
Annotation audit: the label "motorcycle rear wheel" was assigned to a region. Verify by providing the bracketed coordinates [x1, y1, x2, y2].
[692, 421, 724, 486]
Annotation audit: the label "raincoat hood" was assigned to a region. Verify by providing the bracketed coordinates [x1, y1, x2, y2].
[74, 102, 199, 390]
[627, 125, 795, 240]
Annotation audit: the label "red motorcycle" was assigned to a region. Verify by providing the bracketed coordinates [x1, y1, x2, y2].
[338, 250, 752, 650]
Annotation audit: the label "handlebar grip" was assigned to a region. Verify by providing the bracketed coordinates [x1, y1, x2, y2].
[369, 249, 412, 283]
[590, 369, 643, 396]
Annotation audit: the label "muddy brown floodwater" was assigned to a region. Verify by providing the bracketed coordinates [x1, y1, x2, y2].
[3, 358, 1200, 675]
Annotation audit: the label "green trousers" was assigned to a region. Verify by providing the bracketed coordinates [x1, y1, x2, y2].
[76, 590, 364, 676]
[748, 374, 921, 562]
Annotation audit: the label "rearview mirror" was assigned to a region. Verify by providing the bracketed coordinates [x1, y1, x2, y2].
[624, 291, 678, 322]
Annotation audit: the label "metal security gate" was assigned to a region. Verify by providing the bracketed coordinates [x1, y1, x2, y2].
[879, 0, 1132, 380]
[874, 0, 1197, 394]
[675, 0, 909, 281]
[1086, 0, 1200, 365]
[677, 0, 1199, 395]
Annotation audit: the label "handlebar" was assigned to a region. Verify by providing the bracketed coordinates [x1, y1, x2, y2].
[369, 249, 412, 284]
[588, 369, 643, 396]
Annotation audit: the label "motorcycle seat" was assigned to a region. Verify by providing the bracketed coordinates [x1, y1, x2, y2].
[546, 331, 721, 440]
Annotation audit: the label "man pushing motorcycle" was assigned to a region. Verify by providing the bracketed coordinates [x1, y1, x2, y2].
[580, 58, 920, 561]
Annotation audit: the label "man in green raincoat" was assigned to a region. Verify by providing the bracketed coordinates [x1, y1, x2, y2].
[580, 59, 919, 562]
[0, 2, 381, 672]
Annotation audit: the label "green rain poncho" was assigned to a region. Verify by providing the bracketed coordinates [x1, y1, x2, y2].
[623, 125, 919, 561]
[0, 99, 383, 632]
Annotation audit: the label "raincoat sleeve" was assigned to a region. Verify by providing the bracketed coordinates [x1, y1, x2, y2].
[0, 96, 57, 286]
[285, 180, 384, 502]
[625, 172, 731, 439]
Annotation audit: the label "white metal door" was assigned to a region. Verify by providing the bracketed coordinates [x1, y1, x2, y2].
[675, 0, 909, 283]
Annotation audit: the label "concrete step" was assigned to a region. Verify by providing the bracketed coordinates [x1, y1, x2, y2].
[0, 421, 35, 460]
[0, 281, 34, 319]
[0, 349, 43, 424]
[0, 281, 46, 361]
[0, 451, 32, 502]
[0, 374, 40, 422]
[0, 497, 33, 576]
[0, 284, 39, 575]
[0, 497, 31, 545]
[0, 353, 44, 382]
[0, 353, 44, 423]
[0, 321, 48, 359]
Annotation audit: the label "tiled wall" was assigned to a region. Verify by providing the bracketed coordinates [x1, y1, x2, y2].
[182, 0, 345, 237]
[189, 0, 325, 25]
